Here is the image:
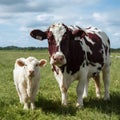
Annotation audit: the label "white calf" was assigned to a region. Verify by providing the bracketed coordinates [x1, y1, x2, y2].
[13, 56, 47, 109]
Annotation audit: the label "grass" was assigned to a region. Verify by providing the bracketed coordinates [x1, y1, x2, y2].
[0, 50, 120, 120]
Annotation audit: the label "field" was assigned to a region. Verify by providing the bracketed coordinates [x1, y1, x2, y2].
[0, 50, 120, 120]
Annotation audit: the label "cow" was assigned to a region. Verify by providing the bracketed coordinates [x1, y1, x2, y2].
[30, 23, 110, 108]
[13, 57, 47, 109]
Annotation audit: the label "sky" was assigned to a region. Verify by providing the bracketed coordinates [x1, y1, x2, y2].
[0, 0, 120, 48]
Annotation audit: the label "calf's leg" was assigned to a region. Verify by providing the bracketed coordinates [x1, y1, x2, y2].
[19, 85, 29, 109]
[30, 85, 39, 110]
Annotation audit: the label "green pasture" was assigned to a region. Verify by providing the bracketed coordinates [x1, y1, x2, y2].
[0, 50, 120, 120]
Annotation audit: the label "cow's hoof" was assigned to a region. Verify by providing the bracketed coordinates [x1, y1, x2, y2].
[82, 95, 87, 99]
[76, 103, 84, 109]
[23, 103, 29, 110]
[96, 94, 101, 99]
[104, 96, 110, 101]
[62, 103, 68, 107]
[31, 103, 36, 110]
[20, 98, 23, 104]
[23, 106, 29, 110]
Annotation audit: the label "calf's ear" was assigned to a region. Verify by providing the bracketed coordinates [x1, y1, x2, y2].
[17, 59, 25, 67]
[39, 59, 47, 67]
[30, 29, 47, 40]
[72, 29, 86, 38]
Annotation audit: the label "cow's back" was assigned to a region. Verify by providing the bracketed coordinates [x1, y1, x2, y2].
[80, 27, 110, 78]
[85, 26, 110, 63]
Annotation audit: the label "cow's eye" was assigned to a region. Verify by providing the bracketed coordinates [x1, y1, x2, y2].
[47, 32, 53, 39]
[64, 33, 67, 37]
[24, 64, 27, 67]
[36, 64, 39, 67]
[63, 33, 67, 39]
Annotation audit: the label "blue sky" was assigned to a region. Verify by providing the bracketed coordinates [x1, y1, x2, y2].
[0, 0, 120, 48]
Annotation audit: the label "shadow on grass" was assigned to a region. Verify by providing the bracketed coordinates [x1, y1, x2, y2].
[36, 92, 120, 116]
[84, 92, 120, 116]
[36, 96, 77, 116]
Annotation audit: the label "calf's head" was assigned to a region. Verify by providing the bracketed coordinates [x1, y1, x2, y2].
[16, 57, 47, 78]
[30, 23, 85, 67]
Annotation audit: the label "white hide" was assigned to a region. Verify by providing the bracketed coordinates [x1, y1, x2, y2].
[13, 56, 47, 109]
[50, 23, 66, 46]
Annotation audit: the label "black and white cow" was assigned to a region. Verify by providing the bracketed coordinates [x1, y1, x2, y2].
[30, 23, 110, 108]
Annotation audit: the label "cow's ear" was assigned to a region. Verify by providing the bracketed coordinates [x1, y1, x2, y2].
[17, 59, 25, 67]
[72, 29, 86, 38]
[39, 59, 47, 67]
[30, 29, 47, 40]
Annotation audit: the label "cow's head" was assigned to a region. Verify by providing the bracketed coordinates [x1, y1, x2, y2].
[30, 23, 85, 67]
[16, 57, 47, 78]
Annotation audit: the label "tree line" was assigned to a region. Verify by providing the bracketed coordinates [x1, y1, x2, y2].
[0, 46, 48, 50]
[0, 46, 120, 52]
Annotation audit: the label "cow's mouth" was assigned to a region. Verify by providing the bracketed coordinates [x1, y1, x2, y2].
[28, 74, 35, 78]
[50, 57, 66, 67]
[53, 60, 64, 66]
[50, 52, 66, 67]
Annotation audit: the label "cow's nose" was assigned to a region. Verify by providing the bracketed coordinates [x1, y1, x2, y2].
[29, 70, 34, 75]
[53, 55, 64, 62]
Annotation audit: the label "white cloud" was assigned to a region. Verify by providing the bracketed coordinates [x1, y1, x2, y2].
[27, 0, 40, 8]
[93, 13, 103, 21]
[114, 32, 120, 36]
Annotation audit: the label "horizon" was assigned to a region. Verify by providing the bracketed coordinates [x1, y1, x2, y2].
[0, 45, 120, 49]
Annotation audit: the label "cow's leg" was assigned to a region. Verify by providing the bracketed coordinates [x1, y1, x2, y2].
[59, 78, 72, 106]
[30, 94, 36, 110]
[30, 96, 36, 110]
[82, 79, 89, 98]
[54, 71, 70, 106]
[19, 85, 29, 109]
[102, 65, 110, 100]
[22, 95, 29, 110]
[60, 84, 68, 106]
[21, 93, 29, 110]
[93, 74, 101, 98]
[29, 85, 39, 110]
[76, 73, 87, 108]
[15, 85, 23, 103]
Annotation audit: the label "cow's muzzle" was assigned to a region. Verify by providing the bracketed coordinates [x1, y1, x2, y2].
[28, 70, 35, 77]
[50, 52, 66, 66]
